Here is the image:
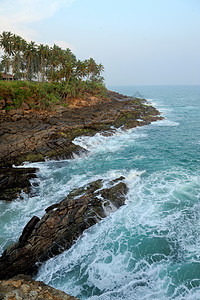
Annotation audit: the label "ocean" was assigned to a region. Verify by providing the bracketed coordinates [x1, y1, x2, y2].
[0, 85, 200, 299]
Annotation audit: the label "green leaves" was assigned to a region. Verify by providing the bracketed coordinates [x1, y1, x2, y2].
[0, 31, 104, 84]
[0, 31, 106, 111]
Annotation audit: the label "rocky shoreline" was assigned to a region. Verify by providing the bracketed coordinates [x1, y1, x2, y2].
[0, 91, 162, 167]
[0, 177, 127, 280]
[0, 90, 163, 201]
[0, 90, 163, 298]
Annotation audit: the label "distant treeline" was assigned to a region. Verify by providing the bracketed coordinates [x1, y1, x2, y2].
[0, 31, 104, 84]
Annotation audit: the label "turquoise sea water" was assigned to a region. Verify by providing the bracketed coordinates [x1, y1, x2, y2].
[0, 86, 200, 299]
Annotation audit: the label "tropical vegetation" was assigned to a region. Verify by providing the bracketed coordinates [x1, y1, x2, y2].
[0, 31, 106, 110]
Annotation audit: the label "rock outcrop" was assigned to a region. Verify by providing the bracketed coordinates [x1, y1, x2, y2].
[0, 93, 162, 168]
[0, 91, 162, 201]
[0, 167, 38, 201]
[0, 275, 79, 300]
[0, 177, 128, 280]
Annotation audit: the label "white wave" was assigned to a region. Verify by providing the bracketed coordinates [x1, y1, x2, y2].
[73, 127, 147, 154]
[146, 98, 165, 109]
[35, 167, 200, 300]
[146, 98, 175, 120]
[151, 119, 179, 127]
[0, 163, 146, 257]
[133, 155, 145, 161]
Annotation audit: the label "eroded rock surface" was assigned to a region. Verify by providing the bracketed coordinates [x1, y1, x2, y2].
[0, 91, 162, 201]
[0, 92, 162, 168]
[0, 177, 128, 280]
[0, 167, 38, 201]
[0, 275, 79, 300]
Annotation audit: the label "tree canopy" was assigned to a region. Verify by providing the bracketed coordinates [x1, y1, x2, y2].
[0, 32, 107, 111]
[0, 31, 104, 84]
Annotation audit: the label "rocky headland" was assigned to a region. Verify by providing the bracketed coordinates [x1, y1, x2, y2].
[0, 90, 162, 201]
[0, 30, 164, 299]
[0, 90, 163, 298]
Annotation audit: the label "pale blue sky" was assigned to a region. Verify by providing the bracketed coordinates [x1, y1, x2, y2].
[0, 0, 199, 85]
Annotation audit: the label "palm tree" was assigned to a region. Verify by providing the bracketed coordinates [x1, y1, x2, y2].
[90, 63, 104, 83]
[85, 58, 99, 80]
[0, 31, 8, 52]
[37, 44, 46, 82]
[11, 34, 22, 80]
[6, 31, 13, 57]
[76, 60, 87, 81]
[0, 30, 105, 91]
[1, 54, 10, 75]
[18, 38, 27, 80]
[14, 52, 23, 80]
[98, 63, 104, 75]
[23, 41, 36, 80]
[42, 45, 50, 82]
[49, 44, 61, 82]
[0, 31, 13, 77]
[0, 31, 13, 56]
[63, 49, 76, 83]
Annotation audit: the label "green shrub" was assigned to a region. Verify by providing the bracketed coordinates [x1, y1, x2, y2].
[0, 80, 106, 111]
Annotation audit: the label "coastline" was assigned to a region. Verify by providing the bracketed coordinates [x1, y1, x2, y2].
[0, 89, 163, 298]
[0, 90, 163, 201]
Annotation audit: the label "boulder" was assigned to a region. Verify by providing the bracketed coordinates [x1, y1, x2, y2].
[0, 177, 128, 279]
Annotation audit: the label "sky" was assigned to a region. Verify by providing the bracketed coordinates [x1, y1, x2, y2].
[0, 0, 199, 86]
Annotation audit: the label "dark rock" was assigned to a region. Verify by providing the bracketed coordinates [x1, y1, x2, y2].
[0, 177, 128, 279]
[19, 216, 40, 245]
[110, 176, 125, 183]
[45, 203, 59, 213]
[0, 92, 163, 168]
[0, 167, 38, 201]
[101, 182, 128, 208]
